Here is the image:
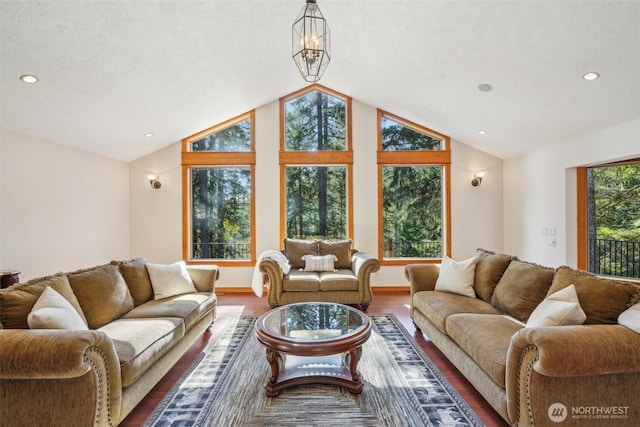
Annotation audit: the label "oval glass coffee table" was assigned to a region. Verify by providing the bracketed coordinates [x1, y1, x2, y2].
[255, 302, 371, 397]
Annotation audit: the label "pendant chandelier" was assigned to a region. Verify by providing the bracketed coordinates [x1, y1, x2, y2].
[292, 0, 331, 82]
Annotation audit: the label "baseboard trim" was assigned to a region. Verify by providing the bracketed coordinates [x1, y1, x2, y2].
[215, 286, 410, 294]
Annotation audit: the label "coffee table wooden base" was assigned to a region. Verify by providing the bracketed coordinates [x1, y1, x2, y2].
[265, 348, 364, 397]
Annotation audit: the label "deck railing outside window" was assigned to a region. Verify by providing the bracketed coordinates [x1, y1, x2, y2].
[589, 238, 640, 279]
[384, 239, 442, 258]
[192, 242, 251, 260]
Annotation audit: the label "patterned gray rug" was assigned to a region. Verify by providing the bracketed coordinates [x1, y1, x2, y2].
[143, 314, 483, 427]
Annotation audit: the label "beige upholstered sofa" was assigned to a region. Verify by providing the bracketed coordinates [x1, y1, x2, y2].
[407, 249, 640, 427]
[0, 258, 218, 427]
[259, 238, 380, 310]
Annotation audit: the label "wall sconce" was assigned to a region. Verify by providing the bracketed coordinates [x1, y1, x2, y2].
[471, 172, 485, 187]
[147, 174, 162, 189]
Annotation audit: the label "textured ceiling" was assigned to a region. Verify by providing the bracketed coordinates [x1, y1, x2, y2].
[1, 0, 639, 162]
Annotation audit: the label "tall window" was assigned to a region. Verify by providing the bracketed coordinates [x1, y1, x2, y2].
[182, 111, 256, 265]
[578, 159, 640, 279]
[280, 85, 353, 240]
[377, 110, 451, 265]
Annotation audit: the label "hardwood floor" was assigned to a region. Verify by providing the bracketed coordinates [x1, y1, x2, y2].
[121, 291, 509, 426]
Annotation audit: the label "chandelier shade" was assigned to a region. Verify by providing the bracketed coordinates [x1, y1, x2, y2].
[292, 0, 331, 82]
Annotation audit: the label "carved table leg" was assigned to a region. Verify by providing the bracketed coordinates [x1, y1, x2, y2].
[348, 346, 362, 383]
[266, 348, 280, 385]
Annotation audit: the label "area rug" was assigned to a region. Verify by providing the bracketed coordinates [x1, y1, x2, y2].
[143, 314, 483, 427]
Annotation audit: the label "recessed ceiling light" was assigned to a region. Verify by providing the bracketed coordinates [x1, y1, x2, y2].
[20, 74, 39, 84]
[478, 130, 487, 135]
[583, 72, 600, 81]
[477, 83, 492, 92]
[145, 133, 154, 137]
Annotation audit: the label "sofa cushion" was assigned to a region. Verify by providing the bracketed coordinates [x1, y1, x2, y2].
[473, 249, 515, 302]
[526, 284, 586, 327]
[302, 254, 337, 272]
[285, 238, 319, 269]
[319, 239, 353, 269]
[0, 274, 87, 329]
[412, 290, 500, 334]
[283, 271, 320, 291]
[319, 270, 358, 291]
[446, 313, 523, 388]
[113, 258, 153, 307]
[98, 317, 185, 387]
[435, 255, 477, 298]
[68, 264, 134, 329]
[490, 260, 554, 322]
[548, 266, 640, 324]
[146, 261, 197, 300]
[123, 292, 217, 330]
[27, 286, 89, 330]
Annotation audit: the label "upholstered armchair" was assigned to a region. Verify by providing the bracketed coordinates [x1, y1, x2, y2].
[259, 239, 380, 310]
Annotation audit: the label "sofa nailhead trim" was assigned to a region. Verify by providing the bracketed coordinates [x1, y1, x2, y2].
[84, 347, 115, 427]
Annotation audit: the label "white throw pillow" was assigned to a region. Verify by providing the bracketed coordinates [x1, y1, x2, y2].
[434, 255, 478, 298]
[302, 254, 338, 272]
[526, 284, 586, 327]
[27, 286, 88, 330]
[146, 261, 197, 300]
[618, 302, 640, 334]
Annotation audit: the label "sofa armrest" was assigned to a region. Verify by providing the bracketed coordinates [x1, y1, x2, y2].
[0, 329, 122, 425]
[260, 258, 285, 307]
[506, 324, 640, 425]
[508, 324, 640, 378]
[187, 265, 220, 293]
[405, 264, 440, 296]
[351, 252, 380, 280]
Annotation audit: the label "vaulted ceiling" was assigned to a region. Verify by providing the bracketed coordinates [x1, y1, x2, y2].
[1, 1, 639, 162]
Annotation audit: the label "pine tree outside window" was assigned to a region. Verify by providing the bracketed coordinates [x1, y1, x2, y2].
[182, 111, 256, 265]
[578, 159, 640, 279]
[280, 85, 353, 241]
[377, 110, 451, 265]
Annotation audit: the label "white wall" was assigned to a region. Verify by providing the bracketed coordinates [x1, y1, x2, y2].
[0, 129, 130, 280]
[130, 96, 504, 288]
[503, 118, 640, 267]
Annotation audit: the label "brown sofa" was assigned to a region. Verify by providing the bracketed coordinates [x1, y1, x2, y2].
[259, 238, 380, 310]
[0, 258, 219, 427]
[407, 249, 640, 427]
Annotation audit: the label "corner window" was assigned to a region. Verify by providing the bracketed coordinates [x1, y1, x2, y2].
[377, 110, 451, 265]
[182, 112, 256, 265]
[578, 160, 640, 279]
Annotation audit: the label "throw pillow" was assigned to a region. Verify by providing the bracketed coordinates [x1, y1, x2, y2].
[27, 286, 88, 330]
[548, 266, 640, 324]
[68, 264, 134, 329]
[434, 255, 478, 298]
[473, 248, 515, 302]
[490, 260, 555, 323]
[146, 261, 197, 300]
[526, 284, 586, 327]
[318, 239, 352, 269]
[284, 238, 319, 269]
[618, 302, 640, 334]
[302, 254, 338, 272]
[0, 274, 87, 329]
[113, 258, 153, 307]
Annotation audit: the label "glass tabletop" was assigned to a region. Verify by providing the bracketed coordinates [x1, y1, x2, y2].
[258, 302, 368, 342]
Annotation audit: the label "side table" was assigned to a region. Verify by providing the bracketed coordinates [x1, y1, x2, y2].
[0, 270, 20, 288]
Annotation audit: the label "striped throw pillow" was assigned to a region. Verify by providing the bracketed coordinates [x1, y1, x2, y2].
[301, 254, 338, 272]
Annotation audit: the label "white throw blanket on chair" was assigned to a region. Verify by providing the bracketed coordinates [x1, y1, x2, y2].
[251, 250, 291, 297]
